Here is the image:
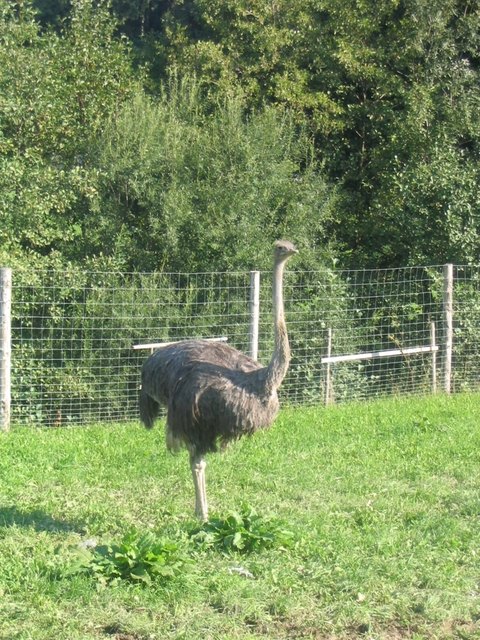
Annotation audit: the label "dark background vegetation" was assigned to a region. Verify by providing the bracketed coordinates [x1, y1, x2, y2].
[1, 0, 479, 273]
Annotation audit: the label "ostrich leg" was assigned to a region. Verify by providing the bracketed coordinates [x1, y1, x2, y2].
[190, 453, 208, 522]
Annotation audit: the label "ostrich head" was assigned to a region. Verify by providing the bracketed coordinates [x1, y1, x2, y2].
[273, 240, 298, 263]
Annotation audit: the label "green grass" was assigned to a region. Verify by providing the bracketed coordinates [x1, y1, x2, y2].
[1, 394, 480, 639]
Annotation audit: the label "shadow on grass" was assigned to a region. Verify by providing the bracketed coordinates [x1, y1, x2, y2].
[0, 506, 84, 533]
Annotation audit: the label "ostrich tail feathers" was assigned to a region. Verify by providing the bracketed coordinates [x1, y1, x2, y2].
[139, 387, 160, 429]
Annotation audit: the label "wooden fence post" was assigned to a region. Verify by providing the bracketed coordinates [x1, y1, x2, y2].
[430, 321, 437, 394]
[0, 268, 12, 432]
[249, 270, 260, 361]
[324, 328, 333, 405]
[443, 263, 454, 394]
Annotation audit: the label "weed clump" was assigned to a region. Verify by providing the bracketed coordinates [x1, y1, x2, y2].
[71, 532, 188, 586]
[67, 505, 293, 587]
[190, 504, 294, 554]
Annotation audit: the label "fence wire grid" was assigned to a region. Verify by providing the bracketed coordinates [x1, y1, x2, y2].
[6, 264, 480, 426]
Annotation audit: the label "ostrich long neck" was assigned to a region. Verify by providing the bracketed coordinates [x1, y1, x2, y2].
[265, 259, 290, 395]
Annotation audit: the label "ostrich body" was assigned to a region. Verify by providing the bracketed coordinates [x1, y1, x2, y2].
[139, 240, 298, 521]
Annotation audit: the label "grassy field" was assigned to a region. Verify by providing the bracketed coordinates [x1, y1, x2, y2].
[0, 394, 479, 640]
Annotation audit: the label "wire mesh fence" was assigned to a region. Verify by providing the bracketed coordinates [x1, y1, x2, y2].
[1, 263, 478, 427]
[276, 265, 446, 405]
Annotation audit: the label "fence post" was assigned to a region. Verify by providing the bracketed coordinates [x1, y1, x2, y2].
[443, 263, 453, 394]
[0, 268, 12, 432]
[430, 321, 437, 394]
[249, 270, 260, 361]
[324, 328, 333, 405]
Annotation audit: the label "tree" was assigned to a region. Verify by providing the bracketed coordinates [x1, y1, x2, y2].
[94, 78, 336, 272]
[4, 0, 480, 269]
[0, 0, 136, 261]
[153, 0, 480, 267]
[353, 0, 480, 265]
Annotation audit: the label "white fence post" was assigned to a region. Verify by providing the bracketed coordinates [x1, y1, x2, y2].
[443, 263, 454, 394]
[0, 268, 12, 432]
[249, 270, 260, 361]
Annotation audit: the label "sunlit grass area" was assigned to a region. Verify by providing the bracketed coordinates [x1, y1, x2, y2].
[1, 394, 479, 639]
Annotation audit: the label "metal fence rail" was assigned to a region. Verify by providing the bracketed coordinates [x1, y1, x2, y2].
[1, 263, 478, 429]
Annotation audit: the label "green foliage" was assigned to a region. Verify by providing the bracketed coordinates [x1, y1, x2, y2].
[372, 143, 480, 265]
[0, 0, 136, 258]
[3, 0, 480, 270]
[145, 0, 480, 268]
[71, 532, 188, 586]
[190, 504, 294, 554]
[95, 78, 334, 272]
[324, 0, 480, 267]
[8, 254, 138, 425]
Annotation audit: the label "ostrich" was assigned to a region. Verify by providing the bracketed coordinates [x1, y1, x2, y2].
[139, 240, 298, 521]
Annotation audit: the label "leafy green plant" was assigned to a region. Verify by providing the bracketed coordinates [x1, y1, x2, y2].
[190, 504, 294, 554]
[71, 532, 188, 586]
